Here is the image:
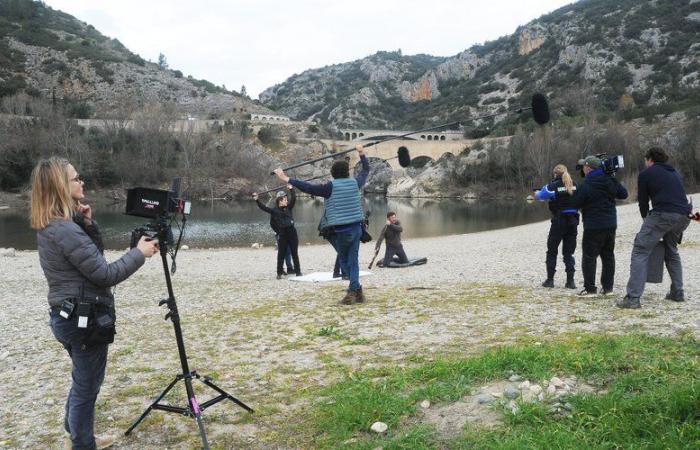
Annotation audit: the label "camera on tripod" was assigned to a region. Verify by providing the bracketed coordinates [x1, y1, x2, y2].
[125, 179, 191, 248]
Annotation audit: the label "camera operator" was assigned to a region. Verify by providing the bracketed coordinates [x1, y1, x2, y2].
[30, 157, 159, 450]
[570, 155, 628, 297]
[618, 147, 692, 309]
[534, 164, 579, 289]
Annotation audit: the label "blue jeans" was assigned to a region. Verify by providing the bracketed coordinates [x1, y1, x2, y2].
[50, 310, 109, 450]
[330, 225, 362, 290]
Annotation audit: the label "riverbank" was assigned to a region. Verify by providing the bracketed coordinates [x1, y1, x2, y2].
[1, 196, 698, 448]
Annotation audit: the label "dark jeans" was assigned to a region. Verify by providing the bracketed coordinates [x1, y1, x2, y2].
[582, 227, 616, 292]
[384, 244, 408, 265]
[329, 225, 362, 291]
[275, 234, 294, 271]
[546, 214, 579, 276]
[626, 211, 690, 298]
[50, 310, 109, 450]
[277, 228, 301, 275]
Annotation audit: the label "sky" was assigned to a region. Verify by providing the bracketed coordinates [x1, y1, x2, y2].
[44, 0, 576, 99]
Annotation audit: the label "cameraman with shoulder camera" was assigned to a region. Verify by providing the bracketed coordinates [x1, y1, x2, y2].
[30, 157, 159, 450]
[618, 147, 692, 309]
[570, 155, 628, 297]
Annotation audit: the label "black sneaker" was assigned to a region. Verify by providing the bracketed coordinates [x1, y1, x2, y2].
[332, 272, 341, 279]
[542, 278, 554, 288]
[565, 279, 577, 289]
[276, 274, 283, 280]
[341, 275, 349, 280]
[295, 271, 303, 277]
[601, 288, 613, 296]
[665, 291, 685, 302]
[616, 295, 641, 309]
[577, 288, 597, 297]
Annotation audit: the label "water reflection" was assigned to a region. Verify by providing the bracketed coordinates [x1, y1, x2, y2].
[0, 196, 549, 250]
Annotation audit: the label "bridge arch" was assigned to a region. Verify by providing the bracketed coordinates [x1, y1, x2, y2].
[411, 155, 434, 169]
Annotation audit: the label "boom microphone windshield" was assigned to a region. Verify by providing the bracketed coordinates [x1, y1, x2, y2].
[398, 147, 411, 167]
[531, 93, 550, 125]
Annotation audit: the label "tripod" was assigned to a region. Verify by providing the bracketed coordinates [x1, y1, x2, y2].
[125, 223, 253, 449]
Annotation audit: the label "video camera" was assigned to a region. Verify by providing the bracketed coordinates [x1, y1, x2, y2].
[576, 153, 624, 177]
[125, 178, 191, 251]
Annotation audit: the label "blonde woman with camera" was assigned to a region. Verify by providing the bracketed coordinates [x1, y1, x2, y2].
[30, 157, 158, 450]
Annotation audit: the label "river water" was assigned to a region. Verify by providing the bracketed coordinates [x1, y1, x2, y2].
[0, 196, 549, 250]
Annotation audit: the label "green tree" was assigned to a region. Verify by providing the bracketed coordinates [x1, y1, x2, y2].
[157, 52, 168, 69]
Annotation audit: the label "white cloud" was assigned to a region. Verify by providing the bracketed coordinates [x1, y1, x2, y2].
[44, 0, 575, 98]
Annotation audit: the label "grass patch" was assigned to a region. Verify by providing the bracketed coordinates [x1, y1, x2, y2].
[289, 333, 699, 449]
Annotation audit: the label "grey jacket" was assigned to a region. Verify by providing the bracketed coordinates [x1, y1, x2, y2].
[37, 220, 145, 307]
[375, 222, 403, 250]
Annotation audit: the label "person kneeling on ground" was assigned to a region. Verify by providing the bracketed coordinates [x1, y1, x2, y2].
[618, 147, 692, 309]
[376, 211, 409, 267]
[274, 144, 370, 305]
[253, 186, 302, 279]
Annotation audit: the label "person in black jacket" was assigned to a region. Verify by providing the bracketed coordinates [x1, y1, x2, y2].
[618, 147, 692, 309]
[270, 191, 295, 275]
[570, 155, 629, 296]
[31, 157, 159, 450]
[534, 164, 579, 289]
[253, 186, 302, 279]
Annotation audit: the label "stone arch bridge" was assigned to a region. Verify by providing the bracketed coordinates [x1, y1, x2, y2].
[319, 136, 510, 170]
[339, 128, 464, 142]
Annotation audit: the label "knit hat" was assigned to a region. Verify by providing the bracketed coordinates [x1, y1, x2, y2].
[275, 191, 287, 199]
[577, 155, 602, 169]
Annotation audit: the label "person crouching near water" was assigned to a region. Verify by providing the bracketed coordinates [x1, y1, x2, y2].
[273, 144, 370, 305]
[253, 185, 302, 279]
[31, 157, 159, 450]
[376, 211, 409, 266]
[535, 164, 579, 289]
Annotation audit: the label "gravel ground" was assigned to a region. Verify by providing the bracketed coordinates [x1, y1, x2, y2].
[1, 195, 698, 449]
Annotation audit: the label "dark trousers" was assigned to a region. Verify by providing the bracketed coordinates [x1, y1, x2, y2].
[384, 244, 408, 265]
[275, 234, 294, 271]
[581, 227, 616, 292]
[277, 228, 300, 275]
[546, 214, 579, 276]
[50, 311, 109, 450]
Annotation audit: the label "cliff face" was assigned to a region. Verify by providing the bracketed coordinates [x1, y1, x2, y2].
[260, 0, 700, 129]
[0, 0, 272, 118]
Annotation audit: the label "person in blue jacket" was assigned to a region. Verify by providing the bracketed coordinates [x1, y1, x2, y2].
[534, 164, 579, 289]
[273, 145, 370, 305]
[570, 155, 628, 297]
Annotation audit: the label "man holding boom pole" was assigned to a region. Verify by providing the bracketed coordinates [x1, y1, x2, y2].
[273, 145, 370, 305]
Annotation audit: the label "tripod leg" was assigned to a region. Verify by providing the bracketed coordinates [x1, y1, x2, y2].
[195, 413, 210, 450]
[125, 376, 180, 436]
[200, 377, 254, 413]
[184, 376, 210, 450]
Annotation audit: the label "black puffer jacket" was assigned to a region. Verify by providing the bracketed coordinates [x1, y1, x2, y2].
[571, 169, 628, 230]
[37, 220, 145, 307]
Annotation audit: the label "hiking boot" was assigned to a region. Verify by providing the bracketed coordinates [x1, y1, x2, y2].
[665, 291, 685, 302]
[341, 275, 349, 280]
[332, 272, 341, 279]
[601, 288, 613, 296]
[541, 278, 554, 288]
[616, 295, 641, 309]
[295, 271, 303, 277]
[577, 288, 597, 297]
[339, 290, 357, 305]
[276, 274, 283, 280]
[565, 273, 576, 289]
[355, 287, 365, 303]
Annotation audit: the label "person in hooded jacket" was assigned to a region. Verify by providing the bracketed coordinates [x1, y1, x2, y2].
[618, 147, 692, 309]
[570, 155, 628, 297]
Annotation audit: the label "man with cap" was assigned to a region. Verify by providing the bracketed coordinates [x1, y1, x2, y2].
[618, 147, 692, 309]
[273, 145, 370, 305]
[570, 155, 629, 297]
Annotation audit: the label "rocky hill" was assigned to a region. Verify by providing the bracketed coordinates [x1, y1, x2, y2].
[260, 0, 700, 130]
[0, 0, 272, 118]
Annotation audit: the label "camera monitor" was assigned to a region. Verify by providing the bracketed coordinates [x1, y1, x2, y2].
[125, 187, 175, 219]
